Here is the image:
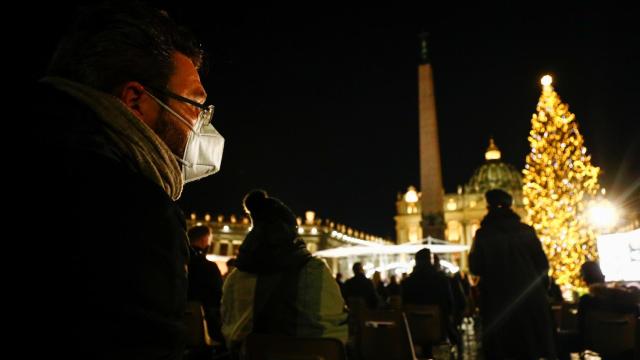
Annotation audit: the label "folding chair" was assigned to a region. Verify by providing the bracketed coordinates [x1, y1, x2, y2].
[240, 333, 347, 360]
[403, 304, 454, 359]
[582, 308, 638, 359]
[355, 310, 417, 360]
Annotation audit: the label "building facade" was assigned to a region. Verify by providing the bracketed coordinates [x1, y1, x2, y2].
[396, 139, 525, 270]
[186, 211, 390, 274]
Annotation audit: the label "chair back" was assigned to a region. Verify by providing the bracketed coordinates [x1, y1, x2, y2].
[184, 301, 213, 348]
[356, 310, 417, 360]
[582, 308, 638, 358]
[403, 304, 445, 346]
[347, 297, 367, 337]
[240, 333, 346, 360]
[388, 295, 402, 310]
[559, 302, 579, 332]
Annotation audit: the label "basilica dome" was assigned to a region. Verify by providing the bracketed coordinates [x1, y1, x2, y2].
[465, 139, 523, 195]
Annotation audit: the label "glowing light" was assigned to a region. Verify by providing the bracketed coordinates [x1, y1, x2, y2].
[404, 186, 419, 203]
[524, 74, 600, 289]
[222, 225, 230, 232]
[588, 200, 618, 231]
[313, 243, 470, 258]
[311, 227, 318, 235]
[305, 211, 315, 225]
[485, 138, 501, 160]
[298, 227, 304, 234]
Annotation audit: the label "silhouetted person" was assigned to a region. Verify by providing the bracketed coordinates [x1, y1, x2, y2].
[336, 272, 345, 296]
[224, 258, 237, 280]
[372, 271, 388, 303]
[402, 248, 454, 357]
[187, 225, 224, 346]
[343, 262, 379, 309]
[32, 2, 224, 358]
[221, 190, 347, 355]
[385, 275, 401, 297]
[402, 249, 453, 312]
[469, 189, 555, 359]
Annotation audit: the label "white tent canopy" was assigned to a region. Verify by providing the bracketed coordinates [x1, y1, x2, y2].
[312, 242, 469, 259]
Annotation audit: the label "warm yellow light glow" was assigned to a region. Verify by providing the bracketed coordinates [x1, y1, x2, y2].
[446, 198, 457, 211]
[298, 227, 304, 234]
[305, 211, 315, 225]
[222, 225, 230, 232]
[588, 200, 618, 231]
[524, 75, 600, 289]
[404, 186, 419, 203]
[485, 138, 502, 160]
[311, 227, 318, 235]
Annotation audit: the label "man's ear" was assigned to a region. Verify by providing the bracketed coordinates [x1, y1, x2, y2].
[119, 81, 158, 129]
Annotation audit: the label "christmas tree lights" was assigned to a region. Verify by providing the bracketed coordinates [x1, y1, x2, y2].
[523, 75, 600, 289]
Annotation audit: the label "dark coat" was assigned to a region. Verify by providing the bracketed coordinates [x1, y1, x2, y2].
[343, 274, 379, 309]
[30, 83, 190, 359]
[469, 207, 556, 359]
[188, 247, 224, 342]
[401, 264, 454, 317]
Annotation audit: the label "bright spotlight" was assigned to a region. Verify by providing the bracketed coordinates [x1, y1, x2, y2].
[588, 200, 618, 231]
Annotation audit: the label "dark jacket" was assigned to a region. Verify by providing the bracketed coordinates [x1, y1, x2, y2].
[31, 83, 190, 359]
[469, 207, 555, 359]
[343, 274, 379, 309]
[401, 264, 454, 317]
[188, 247, 224, 342]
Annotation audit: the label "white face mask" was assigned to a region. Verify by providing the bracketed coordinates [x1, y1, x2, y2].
[145, 90, 225, 183]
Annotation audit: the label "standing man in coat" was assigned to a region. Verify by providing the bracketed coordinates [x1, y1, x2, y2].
[30, 2, 224, 359]
[469, 189, 556, 359]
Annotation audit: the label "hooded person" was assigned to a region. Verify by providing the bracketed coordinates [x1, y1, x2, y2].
[221, 190, 347, 352]
[469, 189, 556, 359]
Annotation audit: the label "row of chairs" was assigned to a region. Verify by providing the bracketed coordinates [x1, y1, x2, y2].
[184, 299, 452, 360]
[348, 297, 453, 360]
[241, 307, 446, 360]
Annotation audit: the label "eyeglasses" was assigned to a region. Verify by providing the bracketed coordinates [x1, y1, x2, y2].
[145, 86, 214, 127]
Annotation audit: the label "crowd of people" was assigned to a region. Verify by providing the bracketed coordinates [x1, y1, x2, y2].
[30, 2, 637, 359]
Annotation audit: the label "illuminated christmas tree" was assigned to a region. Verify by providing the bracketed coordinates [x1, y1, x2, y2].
[523, 75, 600, 289]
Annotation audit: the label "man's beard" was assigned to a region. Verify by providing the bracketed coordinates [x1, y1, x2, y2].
[155, 109, 189, 158]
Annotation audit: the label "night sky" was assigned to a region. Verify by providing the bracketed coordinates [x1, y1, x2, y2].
[34, 3, 639, 239]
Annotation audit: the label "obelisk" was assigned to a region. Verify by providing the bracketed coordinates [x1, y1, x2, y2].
[418, 33, 445, 240]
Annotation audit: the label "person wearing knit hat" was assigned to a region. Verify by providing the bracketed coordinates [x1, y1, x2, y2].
[221, 190, 347, 354]
[468, 189, 556, 359]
